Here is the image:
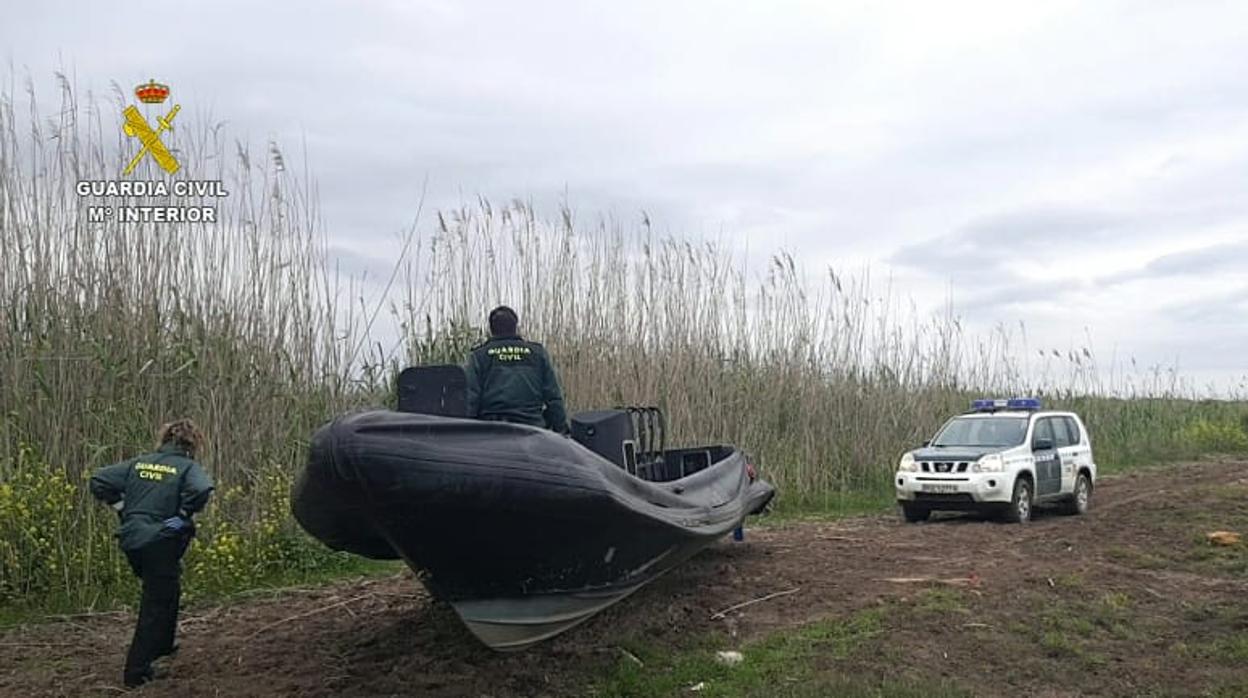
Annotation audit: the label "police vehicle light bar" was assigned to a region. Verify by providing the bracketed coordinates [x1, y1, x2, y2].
[971, 397, 1042, 412]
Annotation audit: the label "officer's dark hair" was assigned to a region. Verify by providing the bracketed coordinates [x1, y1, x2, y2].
[157, 419, 205, 457]
[488, 306, 519, 337]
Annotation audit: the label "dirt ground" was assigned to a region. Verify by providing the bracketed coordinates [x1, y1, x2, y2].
[3, 459, 1246, 697]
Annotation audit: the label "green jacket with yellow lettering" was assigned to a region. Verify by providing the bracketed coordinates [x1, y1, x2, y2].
[464, 334, 569, 432]
[89, 443, 214, 552]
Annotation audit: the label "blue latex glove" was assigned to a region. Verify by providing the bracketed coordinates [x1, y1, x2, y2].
[162, 516, 190, 532]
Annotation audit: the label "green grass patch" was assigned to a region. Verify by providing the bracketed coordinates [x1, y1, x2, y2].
[1037, 629, 1107, 668]
[1179, 600, 1248, 631]
[1052, 572, 1087, 591]
[1184, 633, 1248, 665]
[758, 490, 895, 526]
[1090, 594, 1140, 640]
[1098, 591, 1131, 612]
[1103, 484, 1246, 577]
[1106, 545, 1168, 569]
[1022, 596, 1142, 667]
[1039, 606, 1096, 636]
[595, 609, 904, 697]
[1185, 538, 1248, 577]
[1107, 541, 1232, 576]
[911, 588, 969, 616]
[712, 678, 970, 698]
[1208, 682, 1248, 698]
[1205, 483, 1248, 502]
[1211, 634, 1248, 663]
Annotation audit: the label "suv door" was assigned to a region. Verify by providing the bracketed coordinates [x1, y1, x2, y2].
[1051, 416, 1077, 494]
[1063, 415, 1092, 476]
[1032, 417, 1061, 497]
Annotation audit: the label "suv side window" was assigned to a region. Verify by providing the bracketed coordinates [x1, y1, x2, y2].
[1031, 418, 1055, 449]
[1051, 417, 1073, 447]
[1064, 417, 1082, 445]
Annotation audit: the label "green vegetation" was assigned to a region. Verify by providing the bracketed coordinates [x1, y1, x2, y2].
[1182, 418, 1248, 454]
[3, 77, 1248, 616]
[587, 572, 1248, 698]
[756, 490, 894, 527]
[1175, 628, 1248, 667]
[1173, 602, 1248, 672]
[1187, 543, 1248, 578]
[911, 588, 970, 616]
[1102, 481, 1247, 579]
[593, 608, 967, 697]
[0, 445, 394, 619]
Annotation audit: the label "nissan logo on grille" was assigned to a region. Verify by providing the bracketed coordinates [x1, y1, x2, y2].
[920, 461, 970, 473]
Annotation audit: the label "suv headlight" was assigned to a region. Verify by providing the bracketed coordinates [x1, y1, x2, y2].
[973, 453, 1004, 473]
[898, 452, 918, 472]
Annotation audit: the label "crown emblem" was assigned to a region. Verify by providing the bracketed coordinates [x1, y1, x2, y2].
[134, 79, 170, 104]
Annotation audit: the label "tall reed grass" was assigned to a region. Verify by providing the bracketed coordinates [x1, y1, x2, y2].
[398, 203, 1247, 502]
[1, 76, 368, 608]
[1, 77, 1244, 611]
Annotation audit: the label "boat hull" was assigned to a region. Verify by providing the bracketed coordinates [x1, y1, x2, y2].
[293, 410, 774, 649]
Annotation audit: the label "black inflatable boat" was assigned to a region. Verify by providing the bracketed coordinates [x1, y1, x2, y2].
[293, 366, 775, 650]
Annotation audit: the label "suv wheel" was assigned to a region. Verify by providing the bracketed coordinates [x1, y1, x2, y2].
[1063, 472, 1091, 515]
[900, 503, 930, 523]
[1002, 477, 1032, 524]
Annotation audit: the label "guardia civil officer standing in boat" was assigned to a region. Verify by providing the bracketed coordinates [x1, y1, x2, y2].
[89, 419, 214, 688]
[465, 306, 569, 433]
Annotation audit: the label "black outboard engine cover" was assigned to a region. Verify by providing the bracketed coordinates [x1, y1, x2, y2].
[571, 409, 636, 470]
[397, 365, 468, 417]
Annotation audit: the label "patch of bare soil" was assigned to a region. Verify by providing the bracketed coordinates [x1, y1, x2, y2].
[2, 459, 1246, 697]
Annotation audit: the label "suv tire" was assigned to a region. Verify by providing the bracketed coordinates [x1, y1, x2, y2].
[1062, 472, 1091, 515]
[900, 503, 930, 523]
[1002, 477, 1032, 524]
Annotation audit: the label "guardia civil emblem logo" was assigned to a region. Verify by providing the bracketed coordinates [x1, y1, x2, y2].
[122, 79, 181, 175]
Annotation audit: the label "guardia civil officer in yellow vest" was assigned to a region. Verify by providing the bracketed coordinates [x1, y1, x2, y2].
[89, 419, 214, 688]
[465, 306, 570, 433]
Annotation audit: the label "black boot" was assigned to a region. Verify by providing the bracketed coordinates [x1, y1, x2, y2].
[123, 667, 153, 688]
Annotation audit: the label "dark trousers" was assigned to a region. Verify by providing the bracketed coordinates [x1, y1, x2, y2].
[122, 535, 189, 684]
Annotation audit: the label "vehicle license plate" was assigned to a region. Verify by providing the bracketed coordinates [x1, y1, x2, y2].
[921, 484, 959, 494]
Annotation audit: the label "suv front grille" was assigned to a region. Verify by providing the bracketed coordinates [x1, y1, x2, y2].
[920, 461, 969, 474]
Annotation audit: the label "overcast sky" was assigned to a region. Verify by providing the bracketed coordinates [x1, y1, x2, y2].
[5, 0, 1247, 393]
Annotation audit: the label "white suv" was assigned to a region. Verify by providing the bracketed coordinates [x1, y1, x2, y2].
[894, 398, 1096, 524]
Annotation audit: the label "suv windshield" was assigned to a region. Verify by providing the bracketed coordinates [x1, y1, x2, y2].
[932, 416, 1028, 448]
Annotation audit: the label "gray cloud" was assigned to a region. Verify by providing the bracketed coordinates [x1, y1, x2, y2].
[1162, 285, 1248, 327]
[889, 205, 1128, 278]
[1104, 241, 1248, 286]
[954, 277, 1083, 313]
